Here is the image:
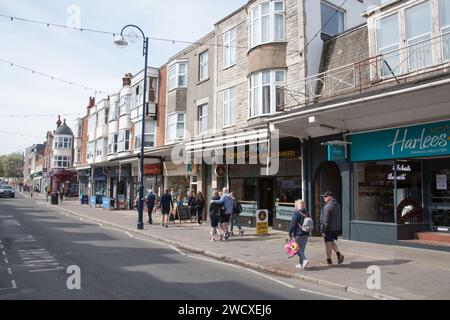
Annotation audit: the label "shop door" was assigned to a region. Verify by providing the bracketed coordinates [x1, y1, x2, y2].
[259, 179, 274, 226]
[314, 162, 342, 235]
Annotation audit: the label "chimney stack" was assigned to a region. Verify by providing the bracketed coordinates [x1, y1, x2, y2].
[122, 73, 133, 86]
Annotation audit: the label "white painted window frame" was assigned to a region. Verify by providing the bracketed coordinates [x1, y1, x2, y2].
[223, 87, 236, 128]
[223, 28, 237, 69]
[249, 69, 286, 118]
[199, 51, 209, 81]
[249, 0, 286, 49]
[166, 112, 186, 144]
[168, 61, 188, 91]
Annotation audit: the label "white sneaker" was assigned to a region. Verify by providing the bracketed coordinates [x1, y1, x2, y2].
[302, 260, 309, 270]
[295, 264, 303, 270]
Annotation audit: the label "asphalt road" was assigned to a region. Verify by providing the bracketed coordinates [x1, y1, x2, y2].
[0, 194, 364, 300]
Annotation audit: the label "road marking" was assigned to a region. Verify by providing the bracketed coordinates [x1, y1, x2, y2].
[1, 219, 21, 226]
[29, 267, 66, 273]
[168, 245, 187, 256]
[14, 235, 36, 243]
[126, 232, 134, 238]
[187, 254, 295, 289]
[0, 245, 3, 249]
[18, 249, 63, 272]
[2, 251, 6, 256]
[299, 288, 351, 300]
[4, 258, 9, 264]
[11, 280, 17, 289]
[245, 268, 296, 289]
[7, 268, 12, 275]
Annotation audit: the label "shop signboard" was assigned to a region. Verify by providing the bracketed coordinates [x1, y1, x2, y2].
[102, 197, 111, 210]
[90, 196, 97, 207]
[240, 203, 257, 217]
[350, 120, 450, 162]
[275, 206, 294, 221]
[144, 164, 162, 176]
[256, 209, 269, 235]
[328, 144, 346, 162]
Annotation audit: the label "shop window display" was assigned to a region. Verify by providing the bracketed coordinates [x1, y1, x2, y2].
[354, 160, 423, 224]
[275, 177, 302, 205]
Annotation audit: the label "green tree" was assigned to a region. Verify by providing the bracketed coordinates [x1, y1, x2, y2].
[0, 155, 5, 177]
[1, 153, 23, 178]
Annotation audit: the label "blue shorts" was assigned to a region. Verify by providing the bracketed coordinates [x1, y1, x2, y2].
[324, 231, 338, 242]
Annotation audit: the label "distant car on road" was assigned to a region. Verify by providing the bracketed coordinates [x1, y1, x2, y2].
[0, 185, 15, 198]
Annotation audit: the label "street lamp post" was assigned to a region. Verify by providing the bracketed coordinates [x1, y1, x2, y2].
[114, 25, 149, 230]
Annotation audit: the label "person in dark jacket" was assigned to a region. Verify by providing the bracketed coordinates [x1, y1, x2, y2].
[289, 200, 310, 270]
[159, 189, 173, 228]
[320, 191, 344, 266]
[188, 190, 196, 221]
[193, 192, 205, 225]
[146, 190, 156, 224]
[209, 190, 222, 241]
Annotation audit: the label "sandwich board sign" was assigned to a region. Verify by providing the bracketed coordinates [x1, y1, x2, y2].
[256, 209, 269, 235]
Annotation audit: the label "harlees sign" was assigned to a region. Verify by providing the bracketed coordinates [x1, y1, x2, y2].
[350, 120, 450, 162]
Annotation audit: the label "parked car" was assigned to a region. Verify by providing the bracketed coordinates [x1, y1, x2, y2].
[0, 185, 15, 198]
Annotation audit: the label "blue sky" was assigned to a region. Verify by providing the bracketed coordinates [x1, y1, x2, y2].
[0, 0, 246, 155]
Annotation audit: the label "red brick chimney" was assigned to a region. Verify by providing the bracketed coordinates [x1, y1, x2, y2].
[87, 96, 95, 115]
[122, 73, 133, 86]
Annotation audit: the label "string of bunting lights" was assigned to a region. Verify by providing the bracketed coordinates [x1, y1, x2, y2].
[0, 57, 110, 95]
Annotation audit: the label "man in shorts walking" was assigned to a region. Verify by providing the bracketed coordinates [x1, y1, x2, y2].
[320, 191, 344, 266]
[159, 189, 173, 228]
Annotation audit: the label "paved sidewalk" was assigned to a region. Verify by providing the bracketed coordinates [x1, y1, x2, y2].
[26, 192, 450, 300]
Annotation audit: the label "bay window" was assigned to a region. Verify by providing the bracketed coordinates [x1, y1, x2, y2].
[53, 156, 71, 168]
[167, 113, 185, 143]
[250, 70, 285, 117]
[223, 87, 236, 127]
[120, 94, 131, 115]
[108, 133, 118, 154]
[118, 129, 130, 152]
[223, 28, 237, 68]
[109, 99, 119, 121]
[249, 1, 285, 49]
[168, 61, 188, 91]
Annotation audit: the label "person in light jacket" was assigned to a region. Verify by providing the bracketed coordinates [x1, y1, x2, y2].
[320, 191, 344, 266]
[210, 187, 234, 240]
[289, 200, 310, 270]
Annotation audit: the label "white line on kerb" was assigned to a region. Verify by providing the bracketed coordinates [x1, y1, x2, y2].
[299, 289, 351, 300]
[126, 232, 134, 238]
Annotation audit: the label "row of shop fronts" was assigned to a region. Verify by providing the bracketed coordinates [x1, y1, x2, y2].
[75, 118, 450, 245]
